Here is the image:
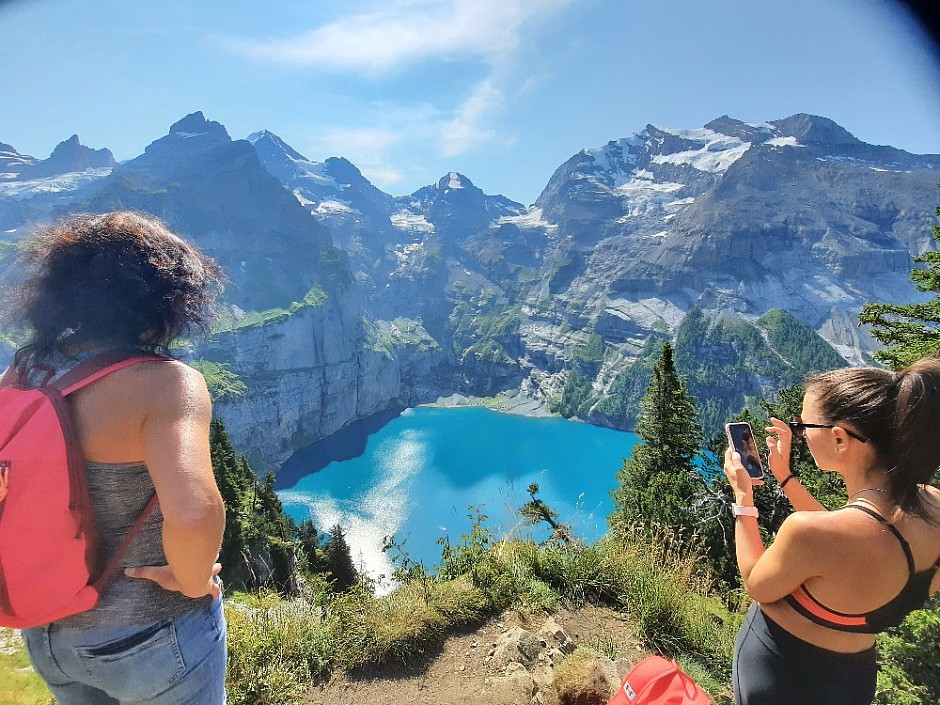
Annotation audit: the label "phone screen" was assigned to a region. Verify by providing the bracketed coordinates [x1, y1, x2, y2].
[726, 422, 764, 483]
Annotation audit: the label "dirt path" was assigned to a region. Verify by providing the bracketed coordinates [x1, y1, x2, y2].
[308, 605, 647, 705]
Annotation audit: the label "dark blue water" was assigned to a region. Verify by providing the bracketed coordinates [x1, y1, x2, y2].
[277, 406, 638, 586]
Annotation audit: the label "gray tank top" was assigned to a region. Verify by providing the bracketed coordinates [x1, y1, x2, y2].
[33, 349, 211, 629]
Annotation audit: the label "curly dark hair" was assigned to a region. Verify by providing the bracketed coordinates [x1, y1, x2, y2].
[12, 211, 223, 365]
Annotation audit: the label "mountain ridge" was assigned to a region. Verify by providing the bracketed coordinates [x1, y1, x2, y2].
[1, 111, 937, 467]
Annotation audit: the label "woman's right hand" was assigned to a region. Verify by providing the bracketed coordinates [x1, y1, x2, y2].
[125, 562, 223, 600]
[765, 417, 793, 482]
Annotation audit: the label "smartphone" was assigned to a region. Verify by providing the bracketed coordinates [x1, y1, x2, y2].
[725, 422, 764, 484]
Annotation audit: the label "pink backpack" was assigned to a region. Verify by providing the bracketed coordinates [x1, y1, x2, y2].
[608, 656, 714, 705]
[0, 350, 164, 628]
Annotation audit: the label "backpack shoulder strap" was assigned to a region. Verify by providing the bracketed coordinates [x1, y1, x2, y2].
[51, 350, 172, 396]
[93, 492, 160, 591]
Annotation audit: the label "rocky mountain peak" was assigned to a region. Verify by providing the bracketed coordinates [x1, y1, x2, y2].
[324, 157, 369, 187]
[16, 134, 115, 179]
[703, 116, 775, 144]
[436, 172, 476, 196]
[771, 113, 860, 146]
[168, 111, 230, 142]
[132, 112, 235, 169]
[248, 130, 308, 162]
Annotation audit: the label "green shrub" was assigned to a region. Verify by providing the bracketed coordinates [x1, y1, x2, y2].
[190, 359, 247, 401]
[332, 575, 487, 669]
[875, 600, 940, 704]
[226, 592, 337, 705]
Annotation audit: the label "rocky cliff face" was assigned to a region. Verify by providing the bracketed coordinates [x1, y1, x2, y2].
[193, 288, 446, 470]
[525, 115, 937, 365]
[1, 112, 937, 469]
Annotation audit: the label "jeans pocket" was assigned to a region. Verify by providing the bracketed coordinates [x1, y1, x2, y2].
[75, 619, 185, 700]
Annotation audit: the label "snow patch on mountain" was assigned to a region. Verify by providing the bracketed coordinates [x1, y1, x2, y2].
[766, 136, 804, 148]
[498, 207, 557, 230]
[583, 136, 643, 175]
[391, 210, 435, 233]
[650, 132, 751, 173]
[394, 243, 424, 263]
[0, 168, 112, 200]
[614, 173, 687, 220]
[316, 200, 354, 215]
[293, 190, 315, 208]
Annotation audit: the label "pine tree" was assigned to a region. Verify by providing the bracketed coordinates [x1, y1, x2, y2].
[209, 418, 305, 592]
[519, 482, 572, 544]
[859, 197, 940, 369]
[610, 341, 705, 543]
[323, 523, 359, 591]
[296, 519, 323, 573]
[209, 418, 255, 574]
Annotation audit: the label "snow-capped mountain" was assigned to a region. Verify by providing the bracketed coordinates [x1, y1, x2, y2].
[0, 142, 39, 176]
[526, 115, 937, 342]
[1, 111, 937, 466]
[0, 113, 342, 311]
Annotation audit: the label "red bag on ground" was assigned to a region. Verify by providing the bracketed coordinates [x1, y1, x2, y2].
[608, 655, 713, 705]
[0, 350, 163, 628]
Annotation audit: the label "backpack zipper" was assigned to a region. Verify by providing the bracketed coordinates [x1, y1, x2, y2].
[0, 460, 9, 504]
[0, 559, 11, 617]
[0, 462, 8, 615]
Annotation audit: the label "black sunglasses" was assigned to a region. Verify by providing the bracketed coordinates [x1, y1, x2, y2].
[787, 415, 869, 443]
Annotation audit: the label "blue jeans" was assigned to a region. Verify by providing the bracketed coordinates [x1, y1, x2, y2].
[22, 598, 226, 705]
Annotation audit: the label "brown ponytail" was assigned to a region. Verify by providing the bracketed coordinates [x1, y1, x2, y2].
[806, 358, 940, 518]
[888, 358, 940, 515]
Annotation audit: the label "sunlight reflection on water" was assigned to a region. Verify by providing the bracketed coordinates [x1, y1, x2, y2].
[278, 407, 637, 593]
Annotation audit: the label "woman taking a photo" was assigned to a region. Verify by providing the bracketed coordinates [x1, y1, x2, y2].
[725, 359, 940, 705]
[5, 211, 227, 704]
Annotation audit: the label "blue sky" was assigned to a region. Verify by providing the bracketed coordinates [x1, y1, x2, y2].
[2, 0, 939, 205]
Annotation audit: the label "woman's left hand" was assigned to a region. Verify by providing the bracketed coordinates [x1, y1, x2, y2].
[125, 562, 223, 600]
[724, 447, 755, 504]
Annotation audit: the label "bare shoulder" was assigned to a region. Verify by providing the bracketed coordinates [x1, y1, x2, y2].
[777, 508, 857, 550]
[117, 359, 211, 416]
[780, 508, 834, 534]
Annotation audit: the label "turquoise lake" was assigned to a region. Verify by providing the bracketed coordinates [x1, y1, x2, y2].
[277, 406, 638, 586]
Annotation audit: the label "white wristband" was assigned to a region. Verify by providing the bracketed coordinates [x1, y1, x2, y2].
[732, 504, 759, 518]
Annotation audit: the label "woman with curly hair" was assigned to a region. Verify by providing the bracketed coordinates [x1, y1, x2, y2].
[725, 359, 940, 705]
[4, 211, 227, 704]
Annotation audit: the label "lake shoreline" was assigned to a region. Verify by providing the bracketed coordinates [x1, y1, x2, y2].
[421, 389, 556, 418]
[279, 405, 635, 583]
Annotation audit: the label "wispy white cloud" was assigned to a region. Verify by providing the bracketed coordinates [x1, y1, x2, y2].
[439, 78, 501, 157]
[239, 0, 572, 185]
[310, 126, 402, 161]
[304, 126, 406, 188]
[227, 0, 570, 71]
[364, 167, 407, 189]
